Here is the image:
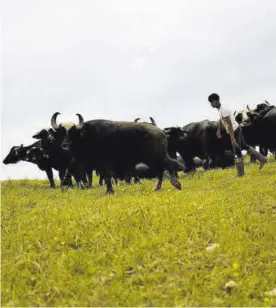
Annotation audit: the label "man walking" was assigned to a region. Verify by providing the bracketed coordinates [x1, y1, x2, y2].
[208, 93, 267, 176]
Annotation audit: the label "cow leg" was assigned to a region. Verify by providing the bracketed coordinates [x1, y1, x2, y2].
[61, 160, 84, 189]
[182, 155, 196, 173]
[154, 170, 164, 191]
[105, 176, 114, 194]
[164, 157, 182, 190]
[99, 168, 114, 194]
[45, 167, 55, 188]
[134, 176, 141, 184]
[111, 175, 118, 185]
[124, 172, 132, 185]
[202, 158, 210, 170]
[86, 170, 93, 188]
[80, 173, 89, 188]
[211, 154, 219, 169]
[260, 147, 268, 157]
[72, 163, 89, 189]
[250, 155, 257, 164]
[99, 175, 104, 186]
[59, 169, 73, 187]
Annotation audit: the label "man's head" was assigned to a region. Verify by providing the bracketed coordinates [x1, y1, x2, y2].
[208, 93, 221, 109]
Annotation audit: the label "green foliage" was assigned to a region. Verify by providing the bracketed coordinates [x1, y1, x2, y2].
[1, 162, 276, 306]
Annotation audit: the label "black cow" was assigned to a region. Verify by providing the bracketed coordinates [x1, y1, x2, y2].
[164, 119, 237, 173]
[32, 114, 90, 188]
[3, 141, 57, 188]
[235, 102, 276, 159]
[53, 113, 184, 194]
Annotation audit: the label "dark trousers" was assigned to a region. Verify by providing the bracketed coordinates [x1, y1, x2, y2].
[233, 126, 250, 158]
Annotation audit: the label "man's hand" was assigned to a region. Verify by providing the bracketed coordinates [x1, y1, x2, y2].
[231, 137, 238, 147]
[216, 120, 222, 139]
[216, 130, 222, 139]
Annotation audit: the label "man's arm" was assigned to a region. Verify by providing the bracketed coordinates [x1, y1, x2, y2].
[217, 119, 222, 132]
[223, 116, 237, 145]
[216, 119, 223, 138]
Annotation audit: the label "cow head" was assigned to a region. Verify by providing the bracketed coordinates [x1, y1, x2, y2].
[163, 126, 189, 153]
[49, 112, 76, 144]
[235, 109, 259, 127]
[58, 113, 85, 149]
[163, 127, 186, 139]
[3, 144, 26, 164]
[33, 112, 78, 150]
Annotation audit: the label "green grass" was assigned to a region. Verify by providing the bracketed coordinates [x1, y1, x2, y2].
[1, 158, 276, 307]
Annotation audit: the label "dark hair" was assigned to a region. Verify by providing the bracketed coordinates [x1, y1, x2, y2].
[208, 93, 220, 102]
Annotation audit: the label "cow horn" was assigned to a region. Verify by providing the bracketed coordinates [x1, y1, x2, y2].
[246, 105, 251, 111]
[149, 117, 157, 126]
[234, 111, 236, 116]
[76, 113, 84, 129]
[265, 100, 270, 105]
[134, 118, 140, 123]
[51, 112, 60, 130]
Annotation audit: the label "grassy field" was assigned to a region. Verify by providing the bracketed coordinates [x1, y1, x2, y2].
[1, 158, 276, 307]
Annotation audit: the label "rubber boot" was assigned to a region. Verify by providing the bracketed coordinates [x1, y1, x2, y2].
[235, 158, 245, 177]
[247, 146, 267, 169]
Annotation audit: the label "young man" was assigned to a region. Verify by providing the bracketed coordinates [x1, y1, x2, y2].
[208, 93, 267, 176]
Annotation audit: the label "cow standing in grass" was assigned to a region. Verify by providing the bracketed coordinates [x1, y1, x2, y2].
[3, 141, 58, 188]
[235, 101, 276, 161]
[49, 112, 184, 194]
[32, 114, 90, 188]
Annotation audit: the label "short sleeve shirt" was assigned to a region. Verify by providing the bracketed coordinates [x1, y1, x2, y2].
[218, 105, 239, 133]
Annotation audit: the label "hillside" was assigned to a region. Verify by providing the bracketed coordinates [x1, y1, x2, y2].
[1, 161, 276, 307]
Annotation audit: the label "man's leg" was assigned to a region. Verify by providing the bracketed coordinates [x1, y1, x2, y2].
[238, 128, 267, 169]
[233, 128, 245, 176]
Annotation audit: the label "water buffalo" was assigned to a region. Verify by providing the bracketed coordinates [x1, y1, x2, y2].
[164, 120, 236, 173]
[32, 114, 90, 188]
[53, 112, 184, 194]
[3, 141, 57, 188]
[235, 102, 276, 159]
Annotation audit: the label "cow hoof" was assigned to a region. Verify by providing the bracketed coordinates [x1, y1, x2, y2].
[105, 190, 115, 195]
[154, 185, 162, 191]
[171, 179, 181, 190]
[259, 159, 267, 170]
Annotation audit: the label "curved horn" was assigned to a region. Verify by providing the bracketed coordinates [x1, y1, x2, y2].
[265, 100, 270, 105]
[134, 118, 140, 123]
[51, 112, 60, 130]
[149, 117, 157, 126]
[246, 105, 251, 111]
[76, 113, 84, 129]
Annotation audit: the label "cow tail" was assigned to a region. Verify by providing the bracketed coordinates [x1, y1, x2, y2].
[164, 156, 185, 172]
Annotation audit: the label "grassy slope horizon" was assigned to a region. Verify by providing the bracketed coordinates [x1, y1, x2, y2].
[1, 158, 276, 307]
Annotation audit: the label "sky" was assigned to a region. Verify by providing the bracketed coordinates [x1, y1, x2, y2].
[1, 0, 276, 180]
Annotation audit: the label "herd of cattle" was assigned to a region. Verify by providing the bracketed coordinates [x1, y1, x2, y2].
[3, 101, 276, 194]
